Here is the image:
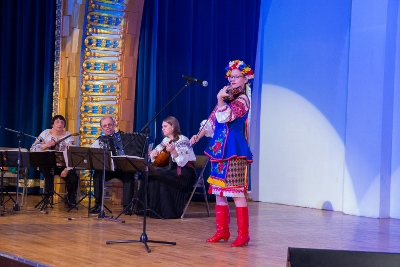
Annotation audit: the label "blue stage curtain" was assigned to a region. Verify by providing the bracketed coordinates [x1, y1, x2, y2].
[0, 0, 55, 150]
[135, 0, 261, 157]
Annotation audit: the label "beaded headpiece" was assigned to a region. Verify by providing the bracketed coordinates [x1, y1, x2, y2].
[225, 60, 254, 81]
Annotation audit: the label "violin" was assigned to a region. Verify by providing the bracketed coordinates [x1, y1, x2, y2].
[222, 84, 245, 101]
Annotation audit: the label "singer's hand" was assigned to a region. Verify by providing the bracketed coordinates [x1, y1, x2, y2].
[217, 86, 231, 100]
[190, 135, 198, 146]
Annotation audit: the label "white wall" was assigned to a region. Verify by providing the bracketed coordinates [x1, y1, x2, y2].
[259, 85, 345, 210]
[389, 1, 400, 218]
[251, 0, 400, 218]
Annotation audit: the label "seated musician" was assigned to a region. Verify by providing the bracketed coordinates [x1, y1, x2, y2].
[30, 115, 80, 208]
[134, 116, 196, 219]
[89, 116, 136, 214]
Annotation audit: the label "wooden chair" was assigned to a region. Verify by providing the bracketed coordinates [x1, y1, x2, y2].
[181, 155, 210, 218]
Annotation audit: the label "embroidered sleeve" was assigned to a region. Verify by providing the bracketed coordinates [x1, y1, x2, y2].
[30, 130, 50, 152]
[172, 136, 192, 167]
[215, 94, 250, 123]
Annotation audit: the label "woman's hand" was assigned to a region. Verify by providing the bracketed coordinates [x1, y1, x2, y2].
[217, 86, 231, 100]
[165, 143, 174, 152]
[165, 143, 176, 153]
[166, 143, 178, 157]
[149, 149, 159, 158]
[42, 140, 56, 150]
[190, 135, 198, 146]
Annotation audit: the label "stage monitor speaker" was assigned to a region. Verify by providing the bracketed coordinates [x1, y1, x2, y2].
[287, 247, 400, 267]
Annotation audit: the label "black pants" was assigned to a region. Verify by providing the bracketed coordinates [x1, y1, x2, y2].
[40, 167, 80, 204]
[92, 170, 135, 206]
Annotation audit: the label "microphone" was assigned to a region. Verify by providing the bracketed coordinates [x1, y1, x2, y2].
[182, 75, 208, 87]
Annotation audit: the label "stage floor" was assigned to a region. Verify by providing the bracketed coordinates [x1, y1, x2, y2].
[0, 195, 400, 266]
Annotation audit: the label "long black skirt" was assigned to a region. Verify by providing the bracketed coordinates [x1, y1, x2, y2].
[134, 165, 196, 219]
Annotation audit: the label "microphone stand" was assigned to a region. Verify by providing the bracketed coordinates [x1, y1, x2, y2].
[106, 80, 194, 252]
[121, 81, 193, 151]
[3, 127, 37, 211]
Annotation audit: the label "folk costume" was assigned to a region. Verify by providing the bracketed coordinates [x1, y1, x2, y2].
[199, 60, 254, 247]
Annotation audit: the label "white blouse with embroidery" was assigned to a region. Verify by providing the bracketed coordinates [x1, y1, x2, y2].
[30, 129, 75, 152]
[30, 129, 76, 169]
[151, 135, 196, 167]
[200, 94, 250, 138]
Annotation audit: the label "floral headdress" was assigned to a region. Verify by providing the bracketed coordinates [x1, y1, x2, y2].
[225, 60, 254, 81]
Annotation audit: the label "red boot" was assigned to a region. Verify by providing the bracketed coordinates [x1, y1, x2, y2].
[231, 207, 250, 247]
[206, 205, 230, 242]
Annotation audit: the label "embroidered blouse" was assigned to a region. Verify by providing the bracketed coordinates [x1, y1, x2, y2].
[151, 135, 196, 167]
[30, 129, 75, 169]
[30, 129, 75, 152]
[201, 94, 251, 137]
[200, 94, 253, 162]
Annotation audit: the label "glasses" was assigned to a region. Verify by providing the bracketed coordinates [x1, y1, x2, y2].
[228, 75, 244, 80]
[101, 123, 113, 129]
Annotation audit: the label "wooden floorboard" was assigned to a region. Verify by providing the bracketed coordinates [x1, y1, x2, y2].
[0, 195, 400, 266]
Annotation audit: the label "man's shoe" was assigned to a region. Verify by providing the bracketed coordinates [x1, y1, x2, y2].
[90, 204, 101, 214]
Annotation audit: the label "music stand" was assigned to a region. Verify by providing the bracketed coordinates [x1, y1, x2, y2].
[2, 127, 38, 212]
[30, 151, 66, 211]
[0, 152, 16, 210]
[111, 155, 162, 221]
[66, 147, 120, 222]
[0, 165, 8, 216]
[66, 147, 108, 214]
[0, 152, 17, 215]
[106, 129, 177, 252]
[106, 79, 197, 252]
[1, 150, 30, 212]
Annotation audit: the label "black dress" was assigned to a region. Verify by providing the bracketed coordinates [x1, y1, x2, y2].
[134, 163, 196, 219]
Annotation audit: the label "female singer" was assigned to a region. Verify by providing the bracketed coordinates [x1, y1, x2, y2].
[135, 116, 197, 219]
[190, 60, 254, 247]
